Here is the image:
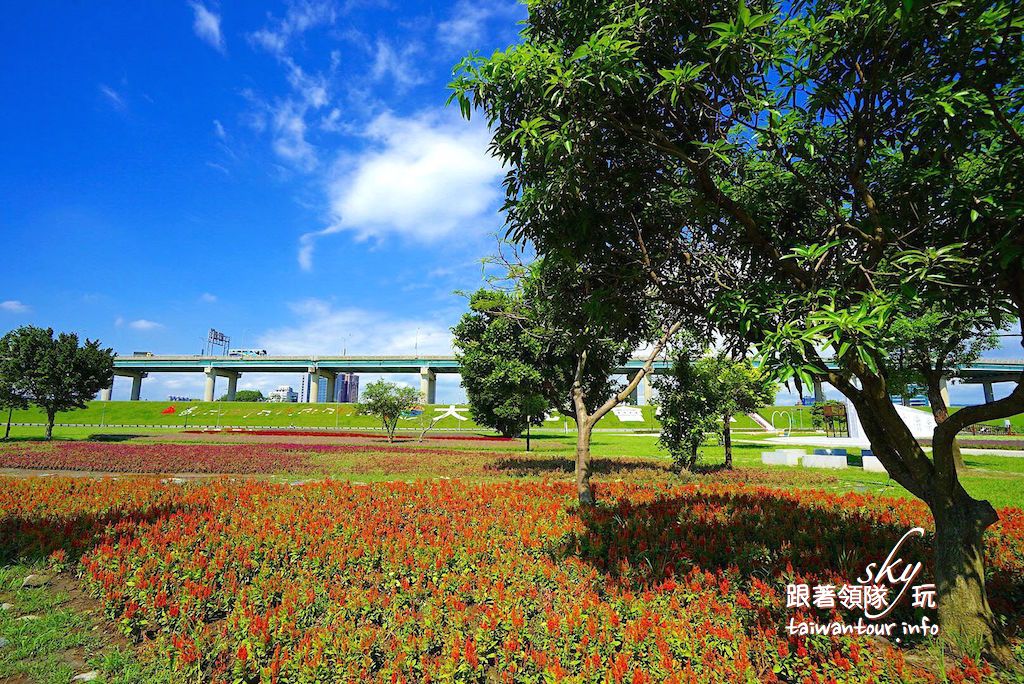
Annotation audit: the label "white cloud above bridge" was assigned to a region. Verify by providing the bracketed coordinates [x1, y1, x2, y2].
[256, 298, 453, 356]
[298, 110, 504, 270]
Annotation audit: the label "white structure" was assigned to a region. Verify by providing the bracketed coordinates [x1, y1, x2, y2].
[846, 399, 937, 443]
[804, 451, 849, 469]
[761, 449, 804, 466]
[862, 454, 888, 473]
[267, 385, 298, 403]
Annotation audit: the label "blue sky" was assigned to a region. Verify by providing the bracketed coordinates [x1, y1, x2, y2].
[0, 1, 1018, 406]
[1, 0, 525, 401]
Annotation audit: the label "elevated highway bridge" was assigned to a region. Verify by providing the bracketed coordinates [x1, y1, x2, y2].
[107, 354, 1024, 405]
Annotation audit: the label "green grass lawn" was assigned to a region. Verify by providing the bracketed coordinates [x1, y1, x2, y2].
[5, 426, 1023, 509]
[4, 400, 663, 431]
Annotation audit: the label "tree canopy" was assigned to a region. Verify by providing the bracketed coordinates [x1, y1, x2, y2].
[452, 289, 549, 438]
[452, 0, 1024, 663]
[220, 389, 264, 403]
[0, 326, 114, 439]
[357, 380, 420, 443]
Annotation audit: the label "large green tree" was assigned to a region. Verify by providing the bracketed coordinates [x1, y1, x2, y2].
[0, 326, 114, 440]
[452, 289, 549, 437]
[452, 0, 1024, 663]
[455, 260, 681, 501]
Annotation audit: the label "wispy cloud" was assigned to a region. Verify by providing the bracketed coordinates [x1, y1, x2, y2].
[369, 39, 425, 91]
[212, 119, 227, 139]
[249, 0, 337, 56]
[190, 2, 226, 53]
[129, 319, 163, 331]
[0, 300, 30, 313]
[199, 292, 218, 303]
[297, 110, 503, 269]
[98, 84, 126, 110]
[436, 0, 521, 52]
[258, 299, 453, 355]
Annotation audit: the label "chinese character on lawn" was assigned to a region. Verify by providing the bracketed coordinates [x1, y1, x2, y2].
[812, 584, 836, 609]
[786, 583, 810, 608]
[434, 405, 469, 421]
[837, 584, 865, 611]
[912, 584, 937, 609]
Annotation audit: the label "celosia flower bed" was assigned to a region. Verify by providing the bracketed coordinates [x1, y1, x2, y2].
[0, 442, 317, 474]
[3, 477, 1021, 682]
[185, 428, 515, 442]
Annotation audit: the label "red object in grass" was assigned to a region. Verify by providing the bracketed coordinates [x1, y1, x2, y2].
[180, 428, 514, 442]
[161, 406, 176, 414]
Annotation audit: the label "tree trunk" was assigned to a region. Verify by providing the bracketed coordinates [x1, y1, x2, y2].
[926, 373, 966, 471]
[4, 407, 11, 440]
[575, 419, 595, 506]
[931, 488, 1018, 667]
[722, 413, 733, 469]
[45, 410, 55, 440]
[951, 439, 967, 472]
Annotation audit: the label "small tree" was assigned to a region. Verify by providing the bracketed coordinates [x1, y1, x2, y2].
[219, 389, 264, 402]
[713, 357, 777, 468]
[655, 354, 722, 471]
[658, 351, 777, 469]
[0, 326, 114, 440]
[357, 380, 419, 443]
[453, 289, 550, 437]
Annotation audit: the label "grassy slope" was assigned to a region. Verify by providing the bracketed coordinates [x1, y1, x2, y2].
[5, 400, 803, 432]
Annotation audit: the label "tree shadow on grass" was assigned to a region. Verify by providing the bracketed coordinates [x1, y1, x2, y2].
[486, 455, 672, 478]
[86, 434, 150, 443]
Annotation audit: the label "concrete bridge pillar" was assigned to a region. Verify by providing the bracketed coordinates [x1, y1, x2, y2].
[203, 369, 217, 402]
[226, 373, 239, 402]
[306, 368, 321, 403]
[420, 367, 436, 404]
[128, 373, 147, 401]
[323, 371, 337, 403]
[983, 381, 995, 404]
[99, 385, 112, 401]
[641, 373, 653, 406]
[813, 378, 825, 403]
[628, 384, 639, 404]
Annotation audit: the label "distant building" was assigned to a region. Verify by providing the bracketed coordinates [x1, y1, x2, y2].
[337, 373, 359, 403]
[267, 385, 298, 403]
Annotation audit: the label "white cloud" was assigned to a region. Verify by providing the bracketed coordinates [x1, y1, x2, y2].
[271, 100, 318, 170]
[129, 319, 164, 331]
[0, 300, 29, 313]
[190, 2, 226, 53]
[369, 39, 425, 91]
[297, 110, 503, 269]
[98, 84, 126, 110]
[213, 119, 227, 139]
[257, 299, 453, 356]
[436, 1, 520, 51]
[199, 293, 218, 303]
[249, 0, 337, 56]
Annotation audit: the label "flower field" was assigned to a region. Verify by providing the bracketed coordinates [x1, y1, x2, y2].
[2, 476, 1022, 682]
[0, 442, 318, 474]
